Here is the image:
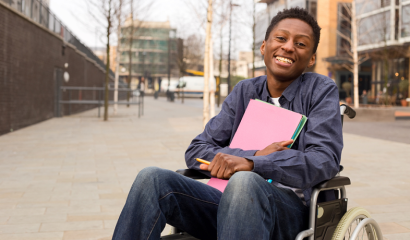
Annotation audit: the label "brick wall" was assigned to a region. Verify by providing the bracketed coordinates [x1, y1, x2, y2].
[0, 4, 112, 136]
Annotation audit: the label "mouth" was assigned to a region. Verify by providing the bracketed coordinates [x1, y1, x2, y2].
[274, 55, 294, 65]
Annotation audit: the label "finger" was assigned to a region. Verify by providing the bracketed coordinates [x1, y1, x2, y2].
[223, 168, 234, 179]
[217, 160, 227, 179]
[199, 164, 209, 171]
[208, 154, 218, 172]
[217, 165, 227, 179]
[210, 158, 221, 177]
[279, 139, 294, 147]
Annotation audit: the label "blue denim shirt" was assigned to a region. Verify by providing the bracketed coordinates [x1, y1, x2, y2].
[185, 73, 343, 205]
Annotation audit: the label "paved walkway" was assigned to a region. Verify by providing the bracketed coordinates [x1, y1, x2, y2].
[0, 97, 409, 240]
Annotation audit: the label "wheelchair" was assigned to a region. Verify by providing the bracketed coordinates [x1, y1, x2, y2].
[162, 104, 383, 240]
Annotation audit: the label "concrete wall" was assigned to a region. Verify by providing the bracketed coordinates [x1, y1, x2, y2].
[0, 3, 108, 135]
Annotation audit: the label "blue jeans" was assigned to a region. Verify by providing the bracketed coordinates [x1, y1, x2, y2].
[112, 167, 309, 240]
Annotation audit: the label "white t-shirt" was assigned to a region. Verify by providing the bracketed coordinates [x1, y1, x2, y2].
[271, 97, 281, 107]
[270, 97, 305, 204]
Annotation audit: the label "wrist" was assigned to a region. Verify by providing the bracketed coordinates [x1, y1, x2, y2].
[247, 159, 254, 171]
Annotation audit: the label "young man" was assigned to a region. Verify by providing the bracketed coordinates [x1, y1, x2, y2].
[113, 8, 343, 240]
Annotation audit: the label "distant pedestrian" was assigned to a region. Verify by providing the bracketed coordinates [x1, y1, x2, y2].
[140, 77, 145, 98]
[362, 90, 368, 105]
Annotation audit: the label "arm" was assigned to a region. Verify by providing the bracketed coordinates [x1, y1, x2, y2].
[245, 82, 343, 190]
[185, 83, 257, 171]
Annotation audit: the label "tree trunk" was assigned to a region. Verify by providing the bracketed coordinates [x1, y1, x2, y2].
[210, 39, 215, 118]
[104, 0, 112, 121]
[203, 0, 212, 128]
[218, 24, 223, 108]
[114, 0, 123, 115]
[127, 0, 134, 107]
[352, 1, 359, 108]
[252, 2, 256, 78]
[114, 47, 120, 115]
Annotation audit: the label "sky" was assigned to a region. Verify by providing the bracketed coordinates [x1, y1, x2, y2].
[49, 0, 266, 59]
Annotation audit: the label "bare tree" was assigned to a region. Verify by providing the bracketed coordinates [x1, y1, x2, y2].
[337, 0, 406, 107]
[121, 0, 155, 106]
[126, 0, 135, 107]
[336, 2, 369, 108]
[252, 1, 256, 78]
[203, 0, 213, 128]
[85, 0, 121, 121]
[113, 0, 124, 115]
[175, 34, 204, 76]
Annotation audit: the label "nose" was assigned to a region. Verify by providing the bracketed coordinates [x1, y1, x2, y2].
[281, 39, 294, 52]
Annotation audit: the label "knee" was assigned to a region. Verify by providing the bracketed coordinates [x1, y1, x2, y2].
[131, 166, 165, 190]
[135, 166, 161, 182]
[225, 171, 263, 195]
[128, 167, 166, 197]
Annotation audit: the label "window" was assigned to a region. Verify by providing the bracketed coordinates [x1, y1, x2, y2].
[358, 11, 390, 46]
[402, 4, 410, 37]
[337, 3, 351, 56]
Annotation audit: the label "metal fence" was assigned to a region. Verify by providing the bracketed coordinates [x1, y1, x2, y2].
[1, 0, 114, 78]
[58, 87, 144, 118]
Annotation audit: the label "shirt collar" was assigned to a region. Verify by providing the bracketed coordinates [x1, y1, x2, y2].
[261, 74, 303, 103]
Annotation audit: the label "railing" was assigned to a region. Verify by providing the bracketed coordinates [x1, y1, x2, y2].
[58, 87, 144, 118]
[0, 0, 114, 78]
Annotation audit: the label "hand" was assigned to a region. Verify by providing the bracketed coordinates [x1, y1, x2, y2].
[199, 153, 254, 179]
[254, 140, 293, 156]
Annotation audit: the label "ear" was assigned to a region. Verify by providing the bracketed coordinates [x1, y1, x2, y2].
[307, 53, 316, 68]
[260, 40, 266, 56]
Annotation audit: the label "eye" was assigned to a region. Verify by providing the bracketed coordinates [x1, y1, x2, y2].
[296, 42, 306, 47]
[276, 36, 286, 41]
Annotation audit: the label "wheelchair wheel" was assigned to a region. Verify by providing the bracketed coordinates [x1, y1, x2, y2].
[331, 207, 382, 240]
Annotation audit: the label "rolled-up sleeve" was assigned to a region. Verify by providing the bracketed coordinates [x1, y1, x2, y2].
[185, 83, 258, 170]
[245, 82, 343, 190]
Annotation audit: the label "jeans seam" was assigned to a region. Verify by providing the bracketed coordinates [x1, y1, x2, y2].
[146, 211, 161, 240]
[159, 192, 219, 206]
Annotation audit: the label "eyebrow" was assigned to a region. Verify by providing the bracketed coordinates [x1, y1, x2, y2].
[276, 29, 311, 40]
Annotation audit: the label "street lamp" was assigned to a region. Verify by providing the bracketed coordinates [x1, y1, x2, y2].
[228, 1, 240, 94]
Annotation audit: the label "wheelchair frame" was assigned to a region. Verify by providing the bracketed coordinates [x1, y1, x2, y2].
[163, 104, 383, 240]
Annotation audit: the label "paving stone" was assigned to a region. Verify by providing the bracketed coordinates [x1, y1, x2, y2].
[0, 223, 40, 234]
[40, 221, 103, 232]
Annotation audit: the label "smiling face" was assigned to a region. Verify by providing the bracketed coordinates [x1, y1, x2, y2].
[260, 18, 316, 83]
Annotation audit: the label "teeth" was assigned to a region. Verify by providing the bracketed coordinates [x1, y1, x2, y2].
[276, 56, 293, 64]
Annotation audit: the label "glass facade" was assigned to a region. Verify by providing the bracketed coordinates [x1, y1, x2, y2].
[119, 23, 178, 90]
[358, 11, 390, 45]
[356, 0, 391, 13]
[402, 4, 410, 37]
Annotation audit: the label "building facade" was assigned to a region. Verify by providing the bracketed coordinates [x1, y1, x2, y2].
[354, 0, 410, 104]
[118, 20, 179, 92]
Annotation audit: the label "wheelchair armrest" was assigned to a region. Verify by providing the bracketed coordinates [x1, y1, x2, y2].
[315, 176, 351, 190]
[176, 169, 211, 180]
[340, 104, 356, 119]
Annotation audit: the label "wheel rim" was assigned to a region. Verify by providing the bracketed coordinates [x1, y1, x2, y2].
[343, 214, 377, 240]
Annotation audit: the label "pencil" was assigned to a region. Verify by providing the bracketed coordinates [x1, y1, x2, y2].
[196, 158, 210, 165]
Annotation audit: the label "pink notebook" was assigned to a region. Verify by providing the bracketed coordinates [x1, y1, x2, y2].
[207, 99, 303, 192]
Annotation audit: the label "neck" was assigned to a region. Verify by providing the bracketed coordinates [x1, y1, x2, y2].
[266, 75, 296, 98]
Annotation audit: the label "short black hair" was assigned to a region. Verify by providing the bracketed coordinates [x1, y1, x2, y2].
[264, 7, 321, 53]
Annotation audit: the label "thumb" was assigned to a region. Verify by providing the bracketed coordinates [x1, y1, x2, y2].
[199, 164, 209, 171]
[280, 139, 294, 147]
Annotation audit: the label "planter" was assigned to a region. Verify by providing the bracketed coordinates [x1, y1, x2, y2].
[401, 99, 408, 107]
